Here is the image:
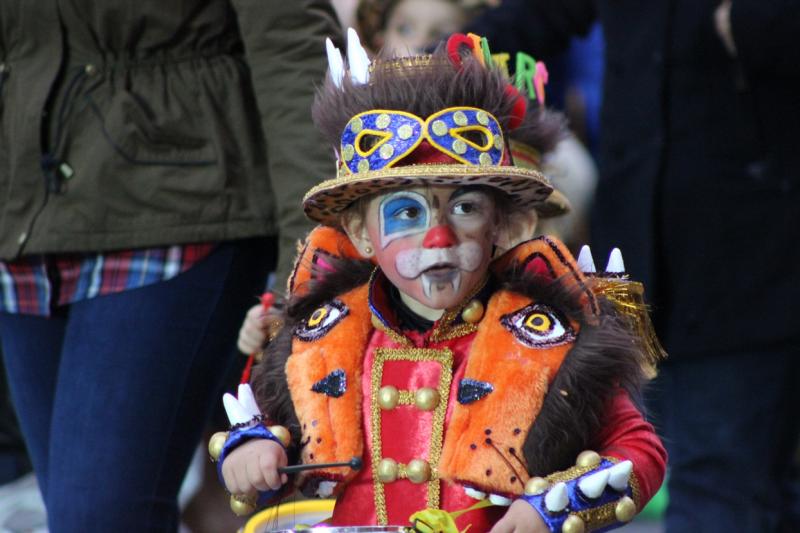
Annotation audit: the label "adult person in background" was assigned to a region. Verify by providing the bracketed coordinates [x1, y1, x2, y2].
[0, 1, 340, 532]
[470, 1, 800, 531]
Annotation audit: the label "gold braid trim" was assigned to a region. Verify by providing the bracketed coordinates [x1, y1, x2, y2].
[370, 347, 454, 525]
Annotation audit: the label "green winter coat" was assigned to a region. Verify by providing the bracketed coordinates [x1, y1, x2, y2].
[0, 0, 341, 285]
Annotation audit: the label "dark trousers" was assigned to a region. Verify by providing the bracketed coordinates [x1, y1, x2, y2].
[650, 349, 800, 532]
[0, 239, 272, 533]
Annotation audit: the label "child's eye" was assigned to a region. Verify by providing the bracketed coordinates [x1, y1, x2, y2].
[395, 206, 421, 220]
[452, 202, 476, 215]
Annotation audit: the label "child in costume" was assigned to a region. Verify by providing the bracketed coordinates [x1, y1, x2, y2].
[213, 31, 666, 532]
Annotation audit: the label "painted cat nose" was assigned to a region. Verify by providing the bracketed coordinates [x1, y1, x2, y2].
[422, 225, 457, 248]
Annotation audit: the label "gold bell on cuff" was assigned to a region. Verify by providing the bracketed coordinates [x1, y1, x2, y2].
[615, 496, 637, 522]
[230, 494, 256, 516]
[562, 514, 586, 533]
[268, 425, 292, 448]
[575, 450, 601, 468]
[524, 476, 549, 495]
[208, 431, 228, 461]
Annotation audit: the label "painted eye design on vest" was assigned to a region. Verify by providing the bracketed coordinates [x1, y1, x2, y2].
[500, 303, 576, 348]
[294, 299, 349, 341]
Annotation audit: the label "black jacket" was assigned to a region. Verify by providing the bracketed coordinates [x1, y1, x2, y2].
[471, 0, 800, 357]
[0, 0, 341, 284]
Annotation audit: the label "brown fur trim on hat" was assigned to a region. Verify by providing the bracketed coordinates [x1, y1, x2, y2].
[312, 46, 565, 160]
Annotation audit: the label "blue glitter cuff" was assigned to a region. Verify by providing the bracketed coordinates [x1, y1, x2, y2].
[216, 423, 286, 488]
[521, 459, 634, 532]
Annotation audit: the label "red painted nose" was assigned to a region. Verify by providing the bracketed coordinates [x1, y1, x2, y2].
[422, 225, 458, 249]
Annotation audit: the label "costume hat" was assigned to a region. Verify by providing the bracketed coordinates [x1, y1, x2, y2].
[304, 30, 566, 225]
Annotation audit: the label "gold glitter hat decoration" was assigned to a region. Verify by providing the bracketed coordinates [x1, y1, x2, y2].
[305, 30, 568, 225]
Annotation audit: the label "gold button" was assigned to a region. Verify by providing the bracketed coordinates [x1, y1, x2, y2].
[230, 494, 256, 516]
[524, 476, 549, 496]
[378, 386, 399, 410]
[208, 431, 228, 460]
[414, 387, 439, 411]
[575, 450, 601, 468]
[562, 515, 586, 533]
[377, 458, 398, 483]
[268, 425, 292, 448]
[406, 459, 431, 483]
[461, 300, 485, 324]
[615, 496, 636, 522]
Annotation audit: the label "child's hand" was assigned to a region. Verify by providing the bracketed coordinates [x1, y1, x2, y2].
[489, 499, 549, 533]
[237, 303, 270, 354]
[221, 438, 288, 496]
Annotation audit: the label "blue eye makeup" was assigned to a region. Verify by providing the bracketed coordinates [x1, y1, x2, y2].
[379, 191, 430, 248]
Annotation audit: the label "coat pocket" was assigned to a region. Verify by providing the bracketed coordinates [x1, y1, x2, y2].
[86, 83, 218, 167]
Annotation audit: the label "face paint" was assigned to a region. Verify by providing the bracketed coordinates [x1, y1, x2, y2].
[379, 191, 430, 249]
[364, 185, 499, 312]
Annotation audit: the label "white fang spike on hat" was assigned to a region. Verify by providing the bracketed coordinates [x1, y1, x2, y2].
[577, 244, 596, 273]
[605, 247, 626, 273]
[326, 37, 345, 88]
[346, 27, 371, 85]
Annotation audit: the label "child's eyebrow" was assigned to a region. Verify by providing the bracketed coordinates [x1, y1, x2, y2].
[449, 186, 486, 201]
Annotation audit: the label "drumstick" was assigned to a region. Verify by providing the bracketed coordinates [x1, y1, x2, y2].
[278, 456, 363, 474]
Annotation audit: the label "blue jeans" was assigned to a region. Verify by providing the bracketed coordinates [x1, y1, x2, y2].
[0, 239, 273, 532]
[649, 349, 800, 532]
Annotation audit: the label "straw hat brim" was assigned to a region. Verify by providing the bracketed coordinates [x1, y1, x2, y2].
[303, 164, 554, 225]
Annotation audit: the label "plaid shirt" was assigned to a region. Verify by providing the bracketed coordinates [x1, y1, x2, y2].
[0, 244, 215, 316]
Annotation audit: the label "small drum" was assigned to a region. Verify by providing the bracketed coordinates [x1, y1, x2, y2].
[270, 526, 412, 533]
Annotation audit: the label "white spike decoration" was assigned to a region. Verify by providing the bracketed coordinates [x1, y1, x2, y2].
[346, 27, 371, 85]
[237, 383, 261, 418]
[325, 37, 345, 88]
[544, 482, 569, 513]
[576, 245, 596, 273]
[488, 494, 513, 506]
[578, 469, 610, 499]
[608, 460, 633, 491]
[605, 247, 626, 273]
[223, 384, 262, 427]
[464, 487, 487, 500]
[316, 481, 338, 498]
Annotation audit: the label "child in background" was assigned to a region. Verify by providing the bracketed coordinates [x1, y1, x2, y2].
[217, 32, 665, 532]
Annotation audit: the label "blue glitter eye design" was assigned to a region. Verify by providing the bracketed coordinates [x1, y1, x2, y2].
[294, 300, 349, 341]
[500, 303, 576, 348]
[379, 191, 430, 248]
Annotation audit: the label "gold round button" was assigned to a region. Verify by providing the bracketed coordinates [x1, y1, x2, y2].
[230, 494, 256, 516]
[615, 496, 636, 522]
[378, 386, 399, 410]
[406, 459, 431, 484]
[575, 450, 601, 468]
[414, 387, 440, 411]
[268, 425, 292, 448]
[524, 476, 549, 496]
[377, 458, 398, 483]
[461, 300, 485, 324]
[208, 431, 228, 460]
[562, 515, 586, 533]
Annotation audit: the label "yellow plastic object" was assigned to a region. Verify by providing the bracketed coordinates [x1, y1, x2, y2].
[242, 499, 336, 533]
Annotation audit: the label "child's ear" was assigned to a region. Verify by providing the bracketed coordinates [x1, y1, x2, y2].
[493, 210, 538, 256]
[341, 210, 377, 259]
